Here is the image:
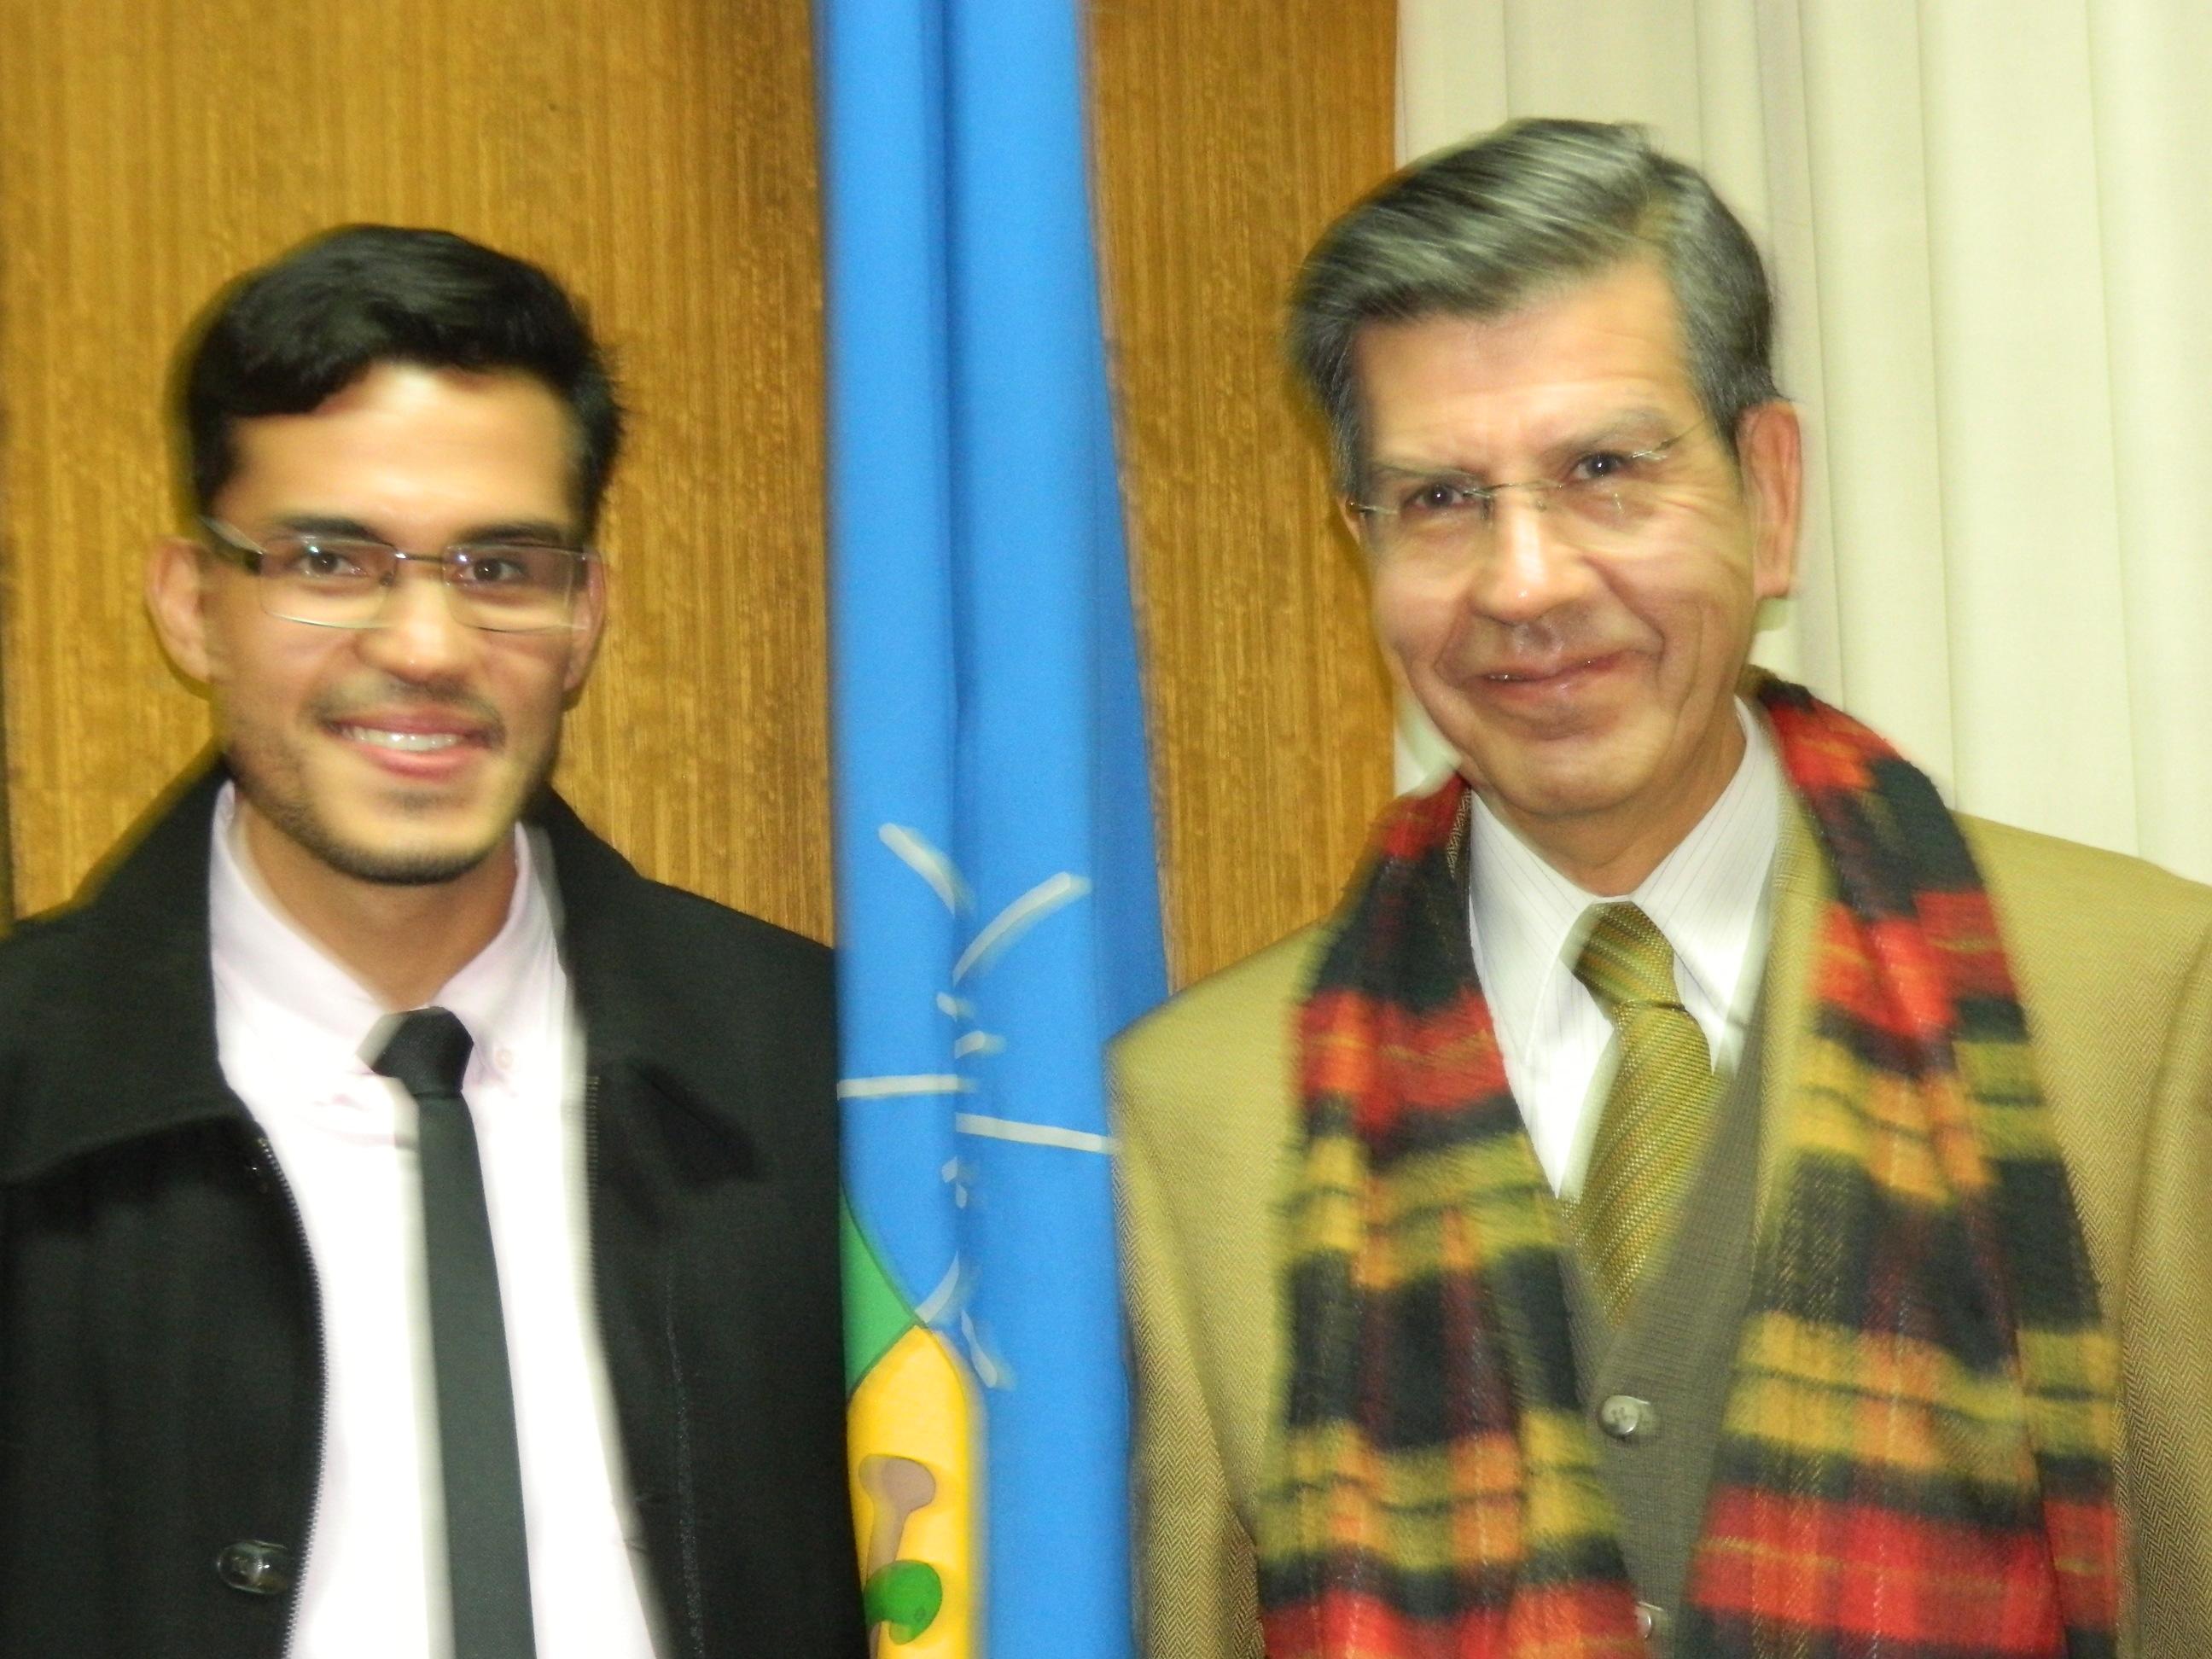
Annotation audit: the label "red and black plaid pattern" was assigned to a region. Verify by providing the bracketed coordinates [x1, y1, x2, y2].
[1257, 677, 2118, 1658]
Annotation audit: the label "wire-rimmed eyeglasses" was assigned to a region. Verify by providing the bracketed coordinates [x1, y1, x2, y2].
[200, 517, 594, 634]
[1348, 424, 1705, 560]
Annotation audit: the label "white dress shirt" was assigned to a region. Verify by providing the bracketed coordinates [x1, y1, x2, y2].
[207, 784, 659, 1659]
[1467, 701, 1782, 1197]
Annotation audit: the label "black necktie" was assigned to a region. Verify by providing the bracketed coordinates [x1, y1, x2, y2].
[370, 1007, 537, 1659]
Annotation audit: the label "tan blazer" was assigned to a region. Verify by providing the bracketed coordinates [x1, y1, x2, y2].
[1113, 808, 2212, 1658]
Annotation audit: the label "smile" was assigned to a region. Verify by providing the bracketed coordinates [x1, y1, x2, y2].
[335, 725, 473, 753]
[1480, 653, 1621, 684]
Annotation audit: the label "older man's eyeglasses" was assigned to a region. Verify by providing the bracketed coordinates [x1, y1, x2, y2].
[200, 518, 593, 633]
[1349, 425, 1703, 560]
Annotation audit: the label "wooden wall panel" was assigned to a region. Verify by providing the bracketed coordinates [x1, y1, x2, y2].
[0, 0, 1400, 983]
[1093, 0, 1400, 987]
[0, 0, 830, 937]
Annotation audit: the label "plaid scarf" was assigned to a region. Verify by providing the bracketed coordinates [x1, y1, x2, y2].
[1258, 678, 2119, 1657]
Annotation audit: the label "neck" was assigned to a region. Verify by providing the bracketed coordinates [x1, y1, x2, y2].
[239, 809, 516, 1010]
[1507, 820, 1678, 897]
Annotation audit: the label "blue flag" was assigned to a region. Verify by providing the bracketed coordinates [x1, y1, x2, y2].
[818, 3, 1167, 1655]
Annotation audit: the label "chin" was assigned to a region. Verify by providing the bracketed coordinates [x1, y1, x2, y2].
[1458, 724, 1627, 791]
[265, 792, 509, 888]
[324, 841, 504, 887]
[1471, 745, 1660, 827]
[1491, 779, 1636, 828]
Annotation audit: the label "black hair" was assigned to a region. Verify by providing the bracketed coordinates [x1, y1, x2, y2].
[178, 224, 625, 533]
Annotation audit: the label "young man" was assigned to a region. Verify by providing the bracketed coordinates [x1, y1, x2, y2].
[0, 227, 864, 1658]
[1117, 120, 2212, 1658]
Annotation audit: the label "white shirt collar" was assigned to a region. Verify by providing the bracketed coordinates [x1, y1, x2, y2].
[207, 781, 551, 1083]
[1469, 699, 1782, 1064]
[1630, 702, 1782, 1026]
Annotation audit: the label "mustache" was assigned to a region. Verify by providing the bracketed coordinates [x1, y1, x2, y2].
[1463, 614, 1624, 666]
[1488, 615, 1599, 655]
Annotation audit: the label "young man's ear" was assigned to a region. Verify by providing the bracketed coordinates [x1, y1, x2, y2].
[145, 534, 216, 683]
[562, 554, 610, 696]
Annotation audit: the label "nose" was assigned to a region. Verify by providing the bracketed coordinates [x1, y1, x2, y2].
[1458, 485, 1590, 626]
[355, 562, 478, 680]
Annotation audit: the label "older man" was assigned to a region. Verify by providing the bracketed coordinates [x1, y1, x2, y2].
[1116, 119, 2212, 1658]
[0, 227, 863, 1658]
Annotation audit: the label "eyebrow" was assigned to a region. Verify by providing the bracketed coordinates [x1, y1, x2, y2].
[266, 513, 580, 546]
[1366, 406, 1682, 484]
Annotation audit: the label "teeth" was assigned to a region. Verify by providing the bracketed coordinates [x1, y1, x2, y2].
[341, 726, 463, 753]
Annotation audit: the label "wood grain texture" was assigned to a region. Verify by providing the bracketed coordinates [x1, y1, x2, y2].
[1091, 0, 1400, 987]
[0, 0, 1399, 977]
[0, 0, 830, 936]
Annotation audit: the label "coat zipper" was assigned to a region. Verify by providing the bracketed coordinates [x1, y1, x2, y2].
[249, 1132, 327, 1659]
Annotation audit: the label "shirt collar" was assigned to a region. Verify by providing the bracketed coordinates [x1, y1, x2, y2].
[1468, 700, 1781, 1047]
[1631, 703, 1781, 1017]
[207, 782, 550, 1081]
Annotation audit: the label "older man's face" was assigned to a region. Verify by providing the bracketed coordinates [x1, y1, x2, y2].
[1351, 259, 1799, 887]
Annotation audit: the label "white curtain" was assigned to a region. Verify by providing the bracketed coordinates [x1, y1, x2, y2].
[1393, 0, 2212, 885]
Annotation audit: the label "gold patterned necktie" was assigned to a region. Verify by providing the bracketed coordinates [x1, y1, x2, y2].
[1570, 902, 1720, 1324]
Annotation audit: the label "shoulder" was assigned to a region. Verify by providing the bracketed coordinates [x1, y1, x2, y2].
[573, 872, 838, 1076]
[0, 909, 93, 1062]
[614, 873, 834, 994]
[1960, 814, 2212, 1012]
[1964, 813, 2212, 933]
[533, 795, 832, 1010]
[0, 765, 219, 1009]
[0, 904, 91, 979]
[533, 808, 839, 1155]
[1118, 925, 1330, 1057]
[1112, 923, 1330, 1167]
[1115, 927, 1328, 1097]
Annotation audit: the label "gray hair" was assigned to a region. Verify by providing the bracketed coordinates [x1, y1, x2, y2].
[1288, 118, 1779, 488]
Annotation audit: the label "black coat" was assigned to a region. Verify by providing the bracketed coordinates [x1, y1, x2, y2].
[0, 769, 866, 1658]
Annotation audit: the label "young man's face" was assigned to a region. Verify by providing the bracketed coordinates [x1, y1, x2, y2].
[148, 361, 605, 894]
[1351, 259, 1799, 879]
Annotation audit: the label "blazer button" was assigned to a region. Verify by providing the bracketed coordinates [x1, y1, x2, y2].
[1598, 1394, 1656, 1441]
[215, 1540, 294, 1596]
[1635, 1600, 1670, 1645]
